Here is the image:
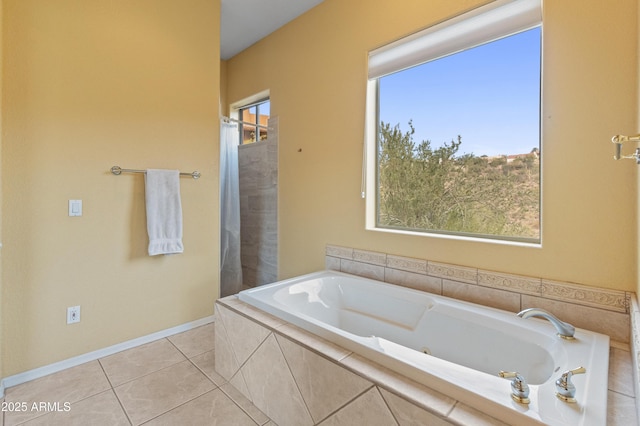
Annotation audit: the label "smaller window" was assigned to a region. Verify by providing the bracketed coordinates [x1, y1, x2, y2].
[238, 99, 270, 144]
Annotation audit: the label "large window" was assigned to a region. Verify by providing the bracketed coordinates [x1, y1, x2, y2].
[366, 0, 541, 244]
[238, 99, 270, 144]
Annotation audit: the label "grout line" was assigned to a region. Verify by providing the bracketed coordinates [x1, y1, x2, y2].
[376, 386, 401, 426]
[186, 355, 220, 388]
[96, 359, 115, 390]
[217, 382, 269, 425]
[95, 360, 133, 425]
[137, 389, 218, 426]
[314, 385, 376, 424]
[446, 400, 459, 418]
[164, 337, 190, 359]
[106, 345, 188, 389]
[272, 334, 315, 423]
[608, 387, 637, 400]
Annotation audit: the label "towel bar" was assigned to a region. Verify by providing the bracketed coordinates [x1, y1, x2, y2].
[110, 166, 201, 179]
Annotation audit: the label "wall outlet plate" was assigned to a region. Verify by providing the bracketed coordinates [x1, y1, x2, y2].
[67, 306, 80, 324]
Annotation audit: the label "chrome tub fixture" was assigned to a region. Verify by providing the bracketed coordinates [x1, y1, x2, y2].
[517, 308, 575, 339]
[555, 367, 586, 403]
[499, 371, 530, 404]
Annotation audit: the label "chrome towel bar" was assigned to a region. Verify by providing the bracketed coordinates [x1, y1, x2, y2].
[110, 166, 201, 179]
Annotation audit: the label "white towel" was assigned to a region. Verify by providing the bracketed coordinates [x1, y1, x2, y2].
[145, 169, 184, 256]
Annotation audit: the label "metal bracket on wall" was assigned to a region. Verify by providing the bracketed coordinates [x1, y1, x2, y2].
[612, 134, 640, 164]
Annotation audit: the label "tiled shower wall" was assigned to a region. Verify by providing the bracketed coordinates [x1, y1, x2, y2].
[325, 244, 632, 343]
[238, 117, 278, 287]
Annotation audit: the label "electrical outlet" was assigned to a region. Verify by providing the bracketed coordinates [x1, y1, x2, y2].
[67, 306, 80, 324]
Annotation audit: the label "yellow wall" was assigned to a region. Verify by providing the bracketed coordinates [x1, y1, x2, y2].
[220, 60, 228, 117]
[226, 0, 638, 291]
[2, 0, 220, 376]
[637, 0, 640, 300]
[0, 0, 4, 384]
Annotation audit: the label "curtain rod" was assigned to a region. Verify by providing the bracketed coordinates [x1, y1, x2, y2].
[221, 115, 267, 128]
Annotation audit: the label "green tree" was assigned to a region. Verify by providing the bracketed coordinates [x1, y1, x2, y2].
[377, 121, 539, 239]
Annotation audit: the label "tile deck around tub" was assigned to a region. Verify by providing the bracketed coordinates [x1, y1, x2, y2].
[215, 296, 638, 426]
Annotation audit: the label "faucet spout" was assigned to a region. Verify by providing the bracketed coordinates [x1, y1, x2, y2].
[517, 308, 575, 339]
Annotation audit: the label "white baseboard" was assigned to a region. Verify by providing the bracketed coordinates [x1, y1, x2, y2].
[0, 315, 215, 397]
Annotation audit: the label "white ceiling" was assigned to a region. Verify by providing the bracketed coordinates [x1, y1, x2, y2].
[220, 0, 325, 60]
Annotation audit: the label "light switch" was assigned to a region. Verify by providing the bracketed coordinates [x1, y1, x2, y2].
[69, 200, 82, 217]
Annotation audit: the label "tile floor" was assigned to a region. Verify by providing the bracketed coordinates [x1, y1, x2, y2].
[1, 323, 275, 426]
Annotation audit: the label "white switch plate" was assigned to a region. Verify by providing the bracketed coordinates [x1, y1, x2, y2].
[68, 200, 82, 216]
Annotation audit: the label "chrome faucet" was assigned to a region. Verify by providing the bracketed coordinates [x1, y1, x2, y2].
[517, 308, 575, 339]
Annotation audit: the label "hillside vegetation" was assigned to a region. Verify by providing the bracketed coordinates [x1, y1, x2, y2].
[378, 121, 540, 240]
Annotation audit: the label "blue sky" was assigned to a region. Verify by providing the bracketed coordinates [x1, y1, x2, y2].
[378, 27, 541, 157]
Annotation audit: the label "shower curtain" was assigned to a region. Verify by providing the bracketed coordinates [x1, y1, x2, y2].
[220, 121, 243, 297]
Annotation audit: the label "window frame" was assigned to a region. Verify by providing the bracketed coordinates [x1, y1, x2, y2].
[364, 0, 542, 246]
[237, 98, 270, 145]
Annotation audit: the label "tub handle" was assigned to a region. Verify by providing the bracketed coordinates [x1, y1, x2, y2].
[499, 371, 530, 404]
[555, 366, 586, 403]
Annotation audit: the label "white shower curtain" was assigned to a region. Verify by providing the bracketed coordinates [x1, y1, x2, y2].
[220, 121, 243, 297]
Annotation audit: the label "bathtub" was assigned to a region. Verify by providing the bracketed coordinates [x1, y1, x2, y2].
[238, 270, 610, 426]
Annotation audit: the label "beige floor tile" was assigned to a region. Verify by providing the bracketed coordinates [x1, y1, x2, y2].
[4, 361, 111, 426]
[100, 339, 186, 387]
[190, 350, 227, 386]
[220, 383, 270, 426]
[114, 360, 215, 425]
[168, 323, 215, 358]
[144, 388, 256, 426]
[20, 390, 130, 426]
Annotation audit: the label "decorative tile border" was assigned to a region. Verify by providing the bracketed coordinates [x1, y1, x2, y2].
[542, 279, 628, 313]
[326, 245, 353, 260]
[353, 249, 387, 266]
[386, 254, 427, 275]
[326, 244, 632, 315]
[326, 244, 634, 343]
[478, 270, 542, 296]
[428, 262, 477, 285]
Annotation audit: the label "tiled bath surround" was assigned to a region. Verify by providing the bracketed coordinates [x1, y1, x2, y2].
[323, 244, 639, 422]
[215, 296, 637, 425]
[326, 245, 631, 343]
[214, 297, 507, 426]
[214, 244, 637, 425]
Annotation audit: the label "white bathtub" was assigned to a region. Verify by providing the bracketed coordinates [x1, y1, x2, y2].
[239, 270, 610, 426]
